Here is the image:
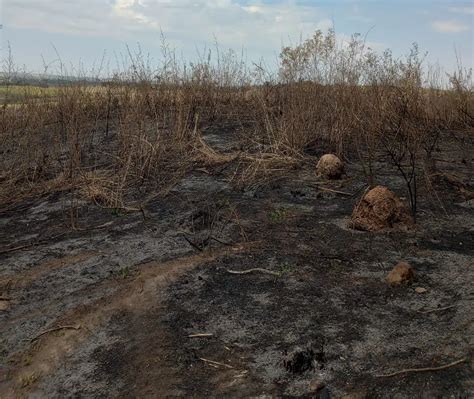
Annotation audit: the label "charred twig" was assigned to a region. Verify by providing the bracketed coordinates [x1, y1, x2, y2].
[140, 206, 147, 221]
[0, 233, 66, 255]
[31, 325, 81, 342]
[317, 186, 353, 197]
[0, 244, 31, 255]
[418, 305, 457, 314]
[188, 333, 213, 338]
[319, 254, 345, 260]
[71, 221, 115, 232]
[200, 357, 234, 369]
[375, 357, 467, 378]
[96, 204, 142, 213]
[182, 234, 204, 252]
[210, 236, 233, 246]
[282, 228, 316, 233]
[226, 268, 280, 277]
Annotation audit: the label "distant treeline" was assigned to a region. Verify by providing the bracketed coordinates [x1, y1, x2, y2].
[0, 72, 102, 87]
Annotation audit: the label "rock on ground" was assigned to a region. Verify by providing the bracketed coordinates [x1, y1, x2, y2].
[386, 261, 415, 285]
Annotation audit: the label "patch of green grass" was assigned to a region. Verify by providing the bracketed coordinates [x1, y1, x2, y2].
[111, 208, 124, 217]
[268, 207, 288, 224]
[277, 262, 292, 277]
[116, 266, 132, 279]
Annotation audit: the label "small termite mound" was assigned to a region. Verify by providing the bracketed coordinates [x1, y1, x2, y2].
[316, 154, 344, 179]
[349, 185, 414, 231]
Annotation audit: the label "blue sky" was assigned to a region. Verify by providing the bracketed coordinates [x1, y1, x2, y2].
[1, 0, 473, 75]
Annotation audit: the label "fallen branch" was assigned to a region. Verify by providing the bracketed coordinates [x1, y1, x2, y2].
[182, 234, 204, 252]
[199, 357, 234, 369]
[188, 333, 213, 338]
[0, 244, 31, 255]
[0, 233, 66, 255]
[31, 325, 81, 342]
[226, 268, 280, 277]
[318, 186, 353, 197]
[71, 221, 115, 232]
[418, 305, 456, 314]
[375, 357, 467, 378]
[210, 236, 233, 246]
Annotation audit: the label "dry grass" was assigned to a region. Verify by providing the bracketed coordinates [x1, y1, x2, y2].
[0, 30, 472, 215]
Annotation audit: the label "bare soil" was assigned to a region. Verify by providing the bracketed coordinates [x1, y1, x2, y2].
[0, 129, 473, 398]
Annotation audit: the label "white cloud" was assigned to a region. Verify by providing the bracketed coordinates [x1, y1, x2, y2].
[5, 0, 328, 55]
[112, 0, 160, 30]
[242, 5, 263, 14]
[448, 5, 474, 15]
[432, 20, 470, 33]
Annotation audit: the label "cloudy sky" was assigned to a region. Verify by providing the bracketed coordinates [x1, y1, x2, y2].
[1, 0, 473, 74]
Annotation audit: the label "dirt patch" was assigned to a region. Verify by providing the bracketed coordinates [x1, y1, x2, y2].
[0, 247, 250, 398]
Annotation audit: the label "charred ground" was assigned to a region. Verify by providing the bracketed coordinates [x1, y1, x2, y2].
[0, 126, 473, 398]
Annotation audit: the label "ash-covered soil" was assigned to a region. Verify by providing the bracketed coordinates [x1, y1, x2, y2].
[0, 130, 473, 398]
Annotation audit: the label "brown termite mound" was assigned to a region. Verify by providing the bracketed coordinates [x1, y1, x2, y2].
[349, 185, 414, 231]
[316, 154, 345, 179]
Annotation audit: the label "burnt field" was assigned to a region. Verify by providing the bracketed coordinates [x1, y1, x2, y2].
[1, 31, 474, 397]
[0, 125, 473, 398]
